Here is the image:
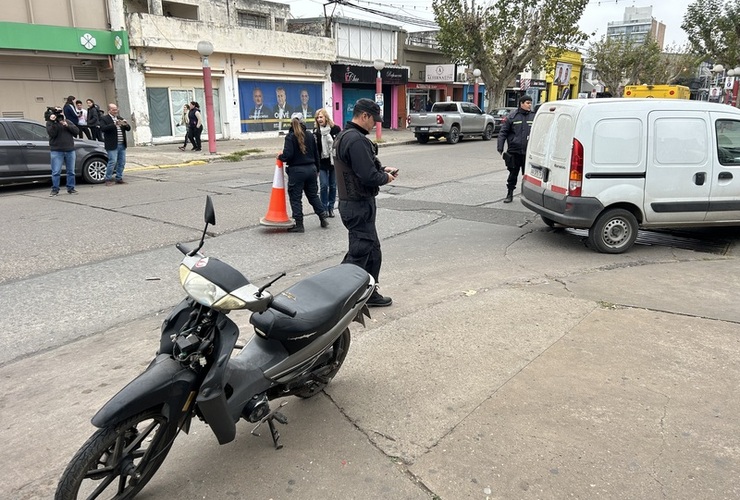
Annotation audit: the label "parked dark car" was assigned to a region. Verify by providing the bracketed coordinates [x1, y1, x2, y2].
[488, 107, 516, 134]
[0, 118, 108, 186]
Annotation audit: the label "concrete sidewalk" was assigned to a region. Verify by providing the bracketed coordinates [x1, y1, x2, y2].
[125, 128, 417, 169]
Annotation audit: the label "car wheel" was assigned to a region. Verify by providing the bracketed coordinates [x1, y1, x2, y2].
[587, 208, 639, 254]
[482, 124, 494, 141]
[82, 157, 107, 184]
[446, 126, 460, 144]
[416, 134, 430, 144]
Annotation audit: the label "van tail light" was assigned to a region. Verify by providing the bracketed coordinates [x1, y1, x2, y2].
[569, 138, 584, 197]
[436, 114, 444, 124]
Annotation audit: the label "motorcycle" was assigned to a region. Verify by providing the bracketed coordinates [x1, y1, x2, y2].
[55, 196, 373, 499]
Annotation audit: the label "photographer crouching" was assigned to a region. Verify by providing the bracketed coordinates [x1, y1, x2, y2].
[45, 106, 79, 196]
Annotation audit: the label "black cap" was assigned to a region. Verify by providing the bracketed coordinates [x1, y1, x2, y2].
[354, 98, 382, 123]
[519, 95, 532, 104]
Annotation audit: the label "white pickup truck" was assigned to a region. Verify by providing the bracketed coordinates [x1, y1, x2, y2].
[407, 101, 496, 144]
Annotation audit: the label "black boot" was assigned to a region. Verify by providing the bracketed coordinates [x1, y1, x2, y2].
[320, 212, 329, 228]
[288, 220, 304, 233]
[503, 189, 514, 203]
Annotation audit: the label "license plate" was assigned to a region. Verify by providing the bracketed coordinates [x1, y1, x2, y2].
[418, 127, 429, 132]
[530, 166, 544, 179]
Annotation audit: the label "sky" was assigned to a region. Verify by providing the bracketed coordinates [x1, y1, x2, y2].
[274, 0, 691, 47]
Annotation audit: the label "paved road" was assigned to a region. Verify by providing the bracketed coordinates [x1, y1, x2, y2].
[2, 140, 739, 499]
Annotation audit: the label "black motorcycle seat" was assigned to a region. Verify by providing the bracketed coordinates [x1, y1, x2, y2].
[250, 264, 370, 352]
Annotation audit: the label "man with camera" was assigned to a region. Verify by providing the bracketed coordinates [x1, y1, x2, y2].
[100, 102, 131, 185]
[46, 106, 80, 196]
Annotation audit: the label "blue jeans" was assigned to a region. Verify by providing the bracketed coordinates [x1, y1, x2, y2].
[319, 168, 336, 212]
[106, 145, 127, 181]
[50, 150, 76, 191]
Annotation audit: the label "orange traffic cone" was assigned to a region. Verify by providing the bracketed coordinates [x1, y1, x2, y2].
[260, 158, 295, 228]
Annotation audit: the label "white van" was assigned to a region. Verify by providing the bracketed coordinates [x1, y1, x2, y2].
[520, 98, 740, 253]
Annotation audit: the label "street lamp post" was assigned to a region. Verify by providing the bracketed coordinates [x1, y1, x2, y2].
[373, 59, 385, 142]
[472, 68, 481, 107]
[197, 40, 216, 154]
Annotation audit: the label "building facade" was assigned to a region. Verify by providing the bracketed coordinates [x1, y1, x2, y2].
[606, 6, 666, 49]
[1, 0, 336, 145]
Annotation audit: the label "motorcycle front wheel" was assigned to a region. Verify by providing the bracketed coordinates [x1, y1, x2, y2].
[294, 328, 351, 398]
[55, 408, 179, 500]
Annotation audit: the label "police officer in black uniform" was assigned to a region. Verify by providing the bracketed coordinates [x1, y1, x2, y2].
[497, 95, 534, 203]
[333, 98, 398, 307]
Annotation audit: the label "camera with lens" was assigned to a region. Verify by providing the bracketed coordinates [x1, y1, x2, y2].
[44, 106, 64, 122]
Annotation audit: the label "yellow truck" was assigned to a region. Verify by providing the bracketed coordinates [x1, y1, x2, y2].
[623, 85, 691, 99]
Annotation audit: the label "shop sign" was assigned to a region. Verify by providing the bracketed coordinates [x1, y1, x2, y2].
[425, 64, 455, 82]
[331, 64, 408, 84]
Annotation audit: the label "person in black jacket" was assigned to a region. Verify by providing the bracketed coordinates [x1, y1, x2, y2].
[100, 102, 131, 185]
[314, 108, 341, 217]
[86, 99, 102, 141]
[278, 113, 328, 233]
[46, 107, 79, 196]
[333, 98, 398, 307]
[497, 95, 534, 203]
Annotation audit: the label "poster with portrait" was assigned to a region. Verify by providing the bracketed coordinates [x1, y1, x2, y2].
[238, 81, 323, 133]
[554, 62, 572, 86]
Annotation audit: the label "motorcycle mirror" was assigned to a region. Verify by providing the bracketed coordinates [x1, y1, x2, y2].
[189, 196, 216, 257]
[204, 195, 216, 226]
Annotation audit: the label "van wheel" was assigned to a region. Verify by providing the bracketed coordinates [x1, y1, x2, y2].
[588, 209, 638, 254]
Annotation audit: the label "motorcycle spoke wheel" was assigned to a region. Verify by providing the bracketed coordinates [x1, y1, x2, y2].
[55, 408, 178, 500]
[294, 328, 351, 398]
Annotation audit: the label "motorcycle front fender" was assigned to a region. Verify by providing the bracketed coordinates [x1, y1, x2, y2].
[91, 354, 198, 428]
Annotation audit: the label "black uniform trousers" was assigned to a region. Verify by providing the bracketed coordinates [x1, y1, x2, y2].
[287, 164, 324, 221]
[505, 152, 526, 191]
[338, 198, 382, 283]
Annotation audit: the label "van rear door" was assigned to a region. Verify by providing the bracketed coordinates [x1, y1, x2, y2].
[525, 104, 576, 205]
[644, 111, 711, 223]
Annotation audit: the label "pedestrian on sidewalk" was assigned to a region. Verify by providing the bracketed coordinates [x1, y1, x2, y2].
[333, 98, 398, 307]
[86, 99, 103, 141]
[46, 107, 79, 196]
[178, 104, 190, 151]
[497, 95, 533, 203]
[75, 100, 92, 139]
[278, 112, 328, 233]
[101, 103, 131, 185]
[314, 108, 341, 217]
[187, 101, 203, 151]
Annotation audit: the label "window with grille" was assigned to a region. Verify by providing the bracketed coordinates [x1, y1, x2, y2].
[238, 12, 270, 30]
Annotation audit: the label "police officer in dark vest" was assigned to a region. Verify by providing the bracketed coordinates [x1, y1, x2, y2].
[497, 95, 534, 203]
[333, 98, 398, 307]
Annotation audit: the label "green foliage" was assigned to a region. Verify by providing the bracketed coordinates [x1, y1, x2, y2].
[588, 36, 702, 95]
[432, 0, 589, 109]
[682, 0, 740, 67]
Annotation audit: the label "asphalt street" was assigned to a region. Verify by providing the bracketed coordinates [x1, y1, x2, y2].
[1, 136, 739, 499]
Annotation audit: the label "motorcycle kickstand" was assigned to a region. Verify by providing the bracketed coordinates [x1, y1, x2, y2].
[251, 401, 288, 450]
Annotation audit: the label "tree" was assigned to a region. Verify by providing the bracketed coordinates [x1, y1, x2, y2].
[432, 0, 589, 109]
[682, 0, 740, 67]
[588, 36, 702, 95]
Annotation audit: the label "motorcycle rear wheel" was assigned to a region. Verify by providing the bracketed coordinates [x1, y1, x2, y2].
[55, 408, 179, 500]
[294, 328, 351, 398]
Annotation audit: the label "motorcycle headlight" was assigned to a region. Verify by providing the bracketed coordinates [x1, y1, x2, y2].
[179, 265, 247, 310]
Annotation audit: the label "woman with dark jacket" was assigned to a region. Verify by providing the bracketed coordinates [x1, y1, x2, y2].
[314, 108, 341, 217]
[187, 101, 203, 151]
[278, 113, 329, 233]
[86, 99, 102, 141]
